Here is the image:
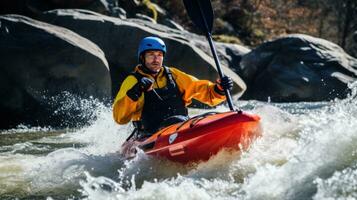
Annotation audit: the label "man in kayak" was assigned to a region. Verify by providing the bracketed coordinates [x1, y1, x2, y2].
[113, 36, 233, 138]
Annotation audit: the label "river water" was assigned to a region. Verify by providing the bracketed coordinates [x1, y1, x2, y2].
[1, 84, 357, 200]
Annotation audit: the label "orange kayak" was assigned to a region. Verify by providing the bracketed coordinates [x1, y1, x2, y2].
[121, 111, 262, 164]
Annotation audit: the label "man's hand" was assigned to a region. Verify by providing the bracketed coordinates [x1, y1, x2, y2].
[214, 76, 233, 95]
[138, 77, 154, 92]
[127, 77, 153, 101]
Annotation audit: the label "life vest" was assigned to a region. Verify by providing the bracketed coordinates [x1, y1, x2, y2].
[131, 67, 188, 135]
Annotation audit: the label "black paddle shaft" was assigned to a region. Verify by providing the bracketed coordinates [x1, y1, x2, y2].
[183, 0, 235, 111]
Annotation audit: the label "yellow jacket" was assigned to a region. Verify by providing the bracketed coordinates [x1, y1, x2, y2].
[113, 65, 226, 124]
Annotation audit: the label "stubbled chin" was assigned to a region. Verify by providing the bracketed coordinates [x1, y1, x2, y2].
[148, 65, 161, 72]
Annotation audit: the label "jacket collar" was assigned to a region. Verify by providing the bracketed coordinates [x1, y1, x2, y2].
[134, 65, 164, 78]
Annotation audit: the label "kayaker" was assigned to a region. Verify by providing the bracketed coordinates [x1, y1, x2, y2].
[113, 36, 233, 138]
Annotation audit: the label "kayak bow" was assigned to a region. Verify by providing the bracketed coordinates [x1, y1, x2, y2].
[121, 111, 262, 164]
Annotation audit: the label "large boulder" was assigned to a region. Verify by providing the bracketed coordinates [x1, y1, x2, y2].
[0, 15, 110, 129]
[346, 31, 357, 58]
[193, 39, 251, 73]
[0, 0, 120, 17]
[38, 9, 248, 98]
[239, 34, 357, 102]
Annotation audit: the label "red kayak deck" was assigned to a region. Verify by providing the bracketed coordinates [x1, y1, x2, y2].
[122, 111, 262, 164]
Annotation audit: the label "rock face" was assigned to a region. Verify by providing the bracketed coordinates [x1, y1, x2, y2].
[38, 9, 248, 98]
[346, 31, 357, 58]
[0, 0, 118, 17]
[239, 34, 357, 102]
[194, 40, 251, 74]
[0, 15, 111, 129]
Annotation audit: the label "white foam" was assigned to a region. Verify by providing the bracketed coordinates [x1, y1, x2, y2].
[1, 86, 357, 199]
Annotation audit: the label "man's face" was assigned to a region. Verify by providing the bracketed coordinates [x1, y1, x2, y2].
[144, 50, 164, 73]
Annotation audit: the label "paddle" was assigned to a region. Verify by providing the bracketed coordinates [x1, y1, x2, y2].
[183, 0, 235, 111]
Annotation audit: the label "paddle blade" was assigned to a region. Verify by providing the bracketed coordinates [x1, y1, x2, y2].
[183, 0, 213, 33]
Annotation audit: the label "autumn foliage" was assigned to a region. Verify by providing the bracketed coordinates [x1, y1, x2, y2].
[153, 0, 356, 55]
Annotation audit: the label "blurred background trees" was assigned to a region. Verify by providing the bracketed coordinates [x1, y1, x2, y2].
[154, 0, 357, 57]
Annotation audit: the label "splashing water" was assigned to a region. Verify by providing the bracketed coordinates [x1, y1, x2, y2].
[0, 84, 357, 199]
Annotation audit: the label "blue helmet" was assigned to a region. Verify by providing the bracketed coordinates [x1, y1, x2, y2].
[138, 36, 166, 60]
